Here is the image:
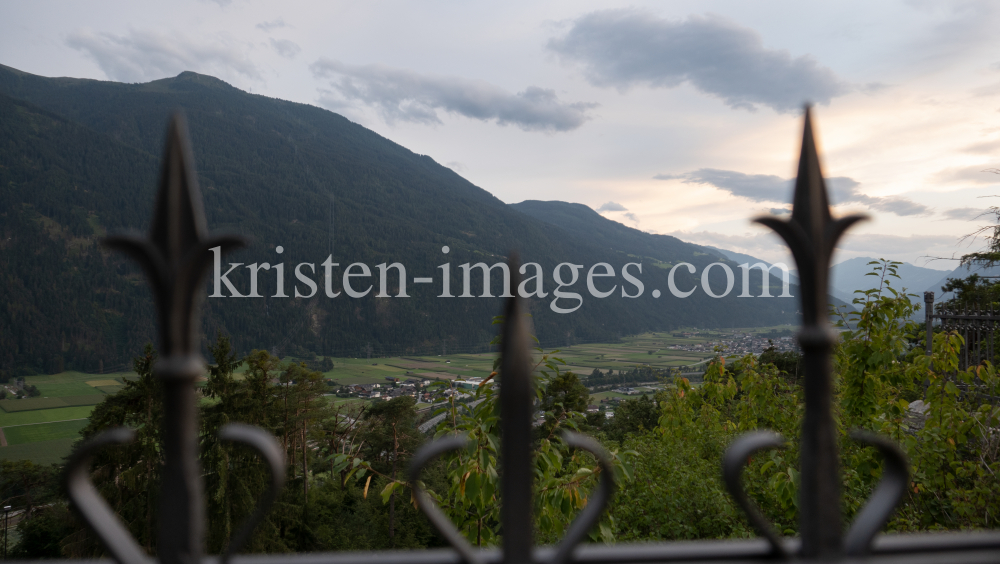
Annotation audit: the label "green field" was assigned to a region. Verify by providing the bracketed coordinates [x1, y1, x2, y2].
[4, 419, 89, 445]
[277, 329, 763, 387]
[25, 380, 96, 397]
[327, 396, 366, 406]
[15, 370, 133, 391]
[591, 387, 662, 402]
[0, 438, 79, 465]
[0, 405, 95, 427]
[61, 394, 107, 407]
[0, 394, 105, 412]
[0, 397, 68, 412]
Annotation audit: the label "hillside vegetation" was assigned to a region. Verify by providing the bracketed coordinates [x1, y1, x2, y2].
[0, 64, 796, 375]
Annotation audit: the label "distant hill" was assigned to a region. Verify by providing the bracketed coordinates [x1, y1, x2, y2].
[922, 263, 1000, 302]
[511, 201, 722, 265]
[829, 257, 952, 304]
[0, 64, 798, 374]
[695, 246, 957, 309]
[511, 200, 803, 298]
[698, 245, 802, 286]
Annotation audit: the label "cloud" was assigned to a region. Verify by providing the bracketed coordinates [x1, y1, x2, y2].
[971, 81, 1000, 97]
[908, 1, 1000, 68]
[834, 233, 964, 262]
[865, 197, 930, 216]
[316, 89, 353, 111]
[256, 19, 287, 32]
[652, 173, 684, 180]
[768, 208, 790, 215]
[683, 169, 789, 201]
[595, 201, 639, 224]
[66, 29, 260, 83]
[269, 38, 300, 59]
[667, 230, 789, 264]
[596, 201, 628, 212]
[944, 207, 987, 220]
[547, 9, 848, 113]
[935, 165, 1000, 184]
[860, 82, 889, 94]
[310, 59, 597, 132]
[679, 168, 929, 216]
[963, 139, 1000, 154]
[670, 229, 961, 266]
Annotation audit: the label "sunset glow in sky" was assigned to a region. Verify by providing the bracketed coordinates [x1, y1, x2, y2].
[4, 1, 1000, 267]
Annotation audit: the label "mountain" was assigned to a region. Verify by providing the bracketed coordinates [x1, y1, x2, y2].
[829, 257, 952, 304]
[922, 264, 1000, 303]
[510, 201, 802, 298]
[0, 64, 798, 375]
[698, 245, 802, 286]
[510, 201, 714, 265]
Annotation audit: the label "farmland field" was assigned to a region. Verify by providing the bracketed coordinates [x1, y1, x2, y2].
[0, 438, 79, 465]
[302, 328, 754, 385]
[591, 387, 661, 402]
[0, 394, 105, 412]
[0, 327, 791, 464]
[26, 381, 96, 397]
[0, 397, 69, 412]
[0, 406, 95, 427]
[4, 419, 89, 445]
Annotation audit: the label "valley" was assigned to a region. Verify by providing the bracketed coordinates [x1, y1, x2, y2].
[0, 325, 795, 464]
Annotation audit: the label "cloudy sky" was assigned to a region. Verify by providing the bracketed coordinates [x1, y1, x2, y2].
[4, 1, 1000, 269]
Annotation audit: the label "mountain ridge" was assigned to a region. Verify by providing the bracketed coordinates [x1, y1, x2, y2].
[0, 64, 798, 374]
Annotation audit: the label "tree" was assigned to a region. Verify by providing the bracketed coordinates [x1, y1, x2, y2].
[10, 505, 75, 559]
[360, 397, 421, 547]
[204, 331, 242, 400]
[65, 343, 162, 555]
[833, 260, 921, 431]
[603, 394, 660, 442]
[758, 341, 801, 382]
[318, 403, 370, 489]
[941, 274, 1000, 304]
[0, 459, 58, 522]
[539, 371, 589, 437]
[609, 266, 1000, 541]
[955, 169, 1000, 267]
[416, 316, 634, 547]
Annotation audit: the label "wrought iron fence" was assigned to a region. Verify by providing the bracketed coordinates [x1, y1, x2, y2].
[24, 109, 1000, 564]
[924, 292, 1000, 370]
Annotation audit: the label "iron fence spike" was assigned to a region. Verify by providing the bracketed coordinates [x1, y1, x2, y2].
[753, 107, 868, 558]
[99, 113, 247, 564]
[500, 253, 535, 563]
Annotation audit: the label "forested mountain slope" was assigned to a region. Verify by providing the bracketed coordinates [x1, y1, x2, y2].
[510, 200, 708, 265]
[510, 200, 803, 296]
[0, 64, 797, 374]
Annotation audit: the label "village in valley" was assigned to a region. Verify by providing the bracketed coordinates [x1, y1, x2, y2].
[311, 327, 799, 426]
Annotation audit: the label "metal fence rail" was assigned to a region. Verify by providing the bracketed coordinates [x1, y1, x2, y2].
[924, 292, 1000, 369]
[15, 108, 998, 564]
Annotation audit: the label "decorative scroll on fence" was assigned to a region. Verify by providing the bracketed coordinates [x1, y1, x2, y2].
[48, 109, 1000, 564]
